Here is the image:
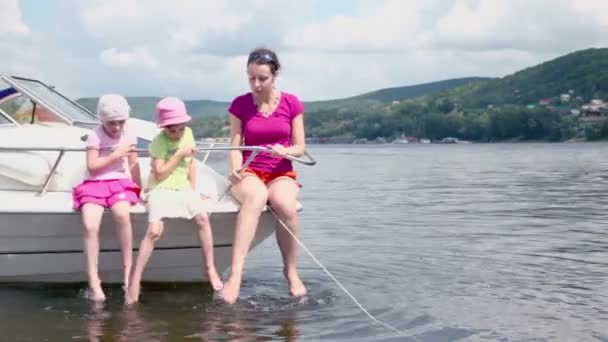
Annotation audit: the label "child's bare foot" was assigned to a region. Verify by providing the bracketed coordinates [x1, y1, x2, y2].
[125, 284, 140, 305]
[218, 276, 241, 304]
[285, 270, 307, 298]
[207, 269, 224, 291]
[87, 283, 106, 302]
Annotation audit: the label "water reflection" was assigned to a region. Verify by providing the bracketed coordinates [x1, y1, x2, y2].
[76, 283, 304, 341]
[193, 295, 302, 341]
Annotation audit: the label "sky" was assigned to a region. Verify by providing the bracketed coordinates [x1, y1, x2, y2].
[2, 0, 608, 102]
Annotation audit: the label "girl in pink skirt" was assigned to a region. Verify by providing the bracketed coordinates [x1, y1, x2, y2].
[72, 94, 142, 302]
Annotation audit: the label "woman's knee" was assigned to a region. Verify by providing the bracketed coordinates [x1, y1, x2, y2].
[270, 199, 298, 220]
[239, 188, 269, 210]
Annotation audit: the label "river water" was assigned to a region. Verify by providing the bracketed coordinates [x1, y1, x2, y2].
[1, 143, 607, 341]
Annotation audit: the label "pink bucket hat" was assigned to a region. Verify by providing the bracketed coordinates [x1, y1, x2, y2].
[156, 97, 192, 127]
[97, 94, 130, 122]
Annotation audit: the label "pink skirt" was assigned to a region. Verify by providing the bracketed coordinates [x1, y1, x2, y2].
[73, 179, 141, 210]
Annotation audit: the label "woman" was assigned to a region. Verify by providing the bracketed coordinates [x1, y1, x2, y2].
[221, 47, 307, 304]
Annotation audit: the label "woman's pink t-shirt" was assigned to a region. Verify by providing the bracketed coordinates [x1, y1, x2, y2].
[228, 92, 304, 173]
[85, 125, 137, 181]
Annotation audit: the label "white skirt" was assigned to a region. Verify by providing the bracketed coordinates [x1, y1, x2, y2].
[146, 188, 210, 223]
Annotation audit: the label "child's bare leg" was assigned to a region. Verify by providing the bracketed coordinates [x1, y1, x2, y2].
[126, 221, 163, 304]
[81, 203, 106, 301]
[194, 213, 223, 290]
[110, 201, 133, 289]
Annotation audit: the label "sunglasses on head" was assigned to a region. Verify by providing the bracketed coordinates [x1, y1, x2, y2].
[248, 52, 275, 65]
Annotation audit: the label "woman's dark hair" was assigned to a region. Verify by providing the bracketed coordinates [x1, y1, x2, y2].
[247, 47, 281, 75]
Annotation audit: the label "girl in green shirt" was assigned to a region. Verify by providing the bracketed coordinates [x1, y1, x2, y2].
[126, 97, 222, 304]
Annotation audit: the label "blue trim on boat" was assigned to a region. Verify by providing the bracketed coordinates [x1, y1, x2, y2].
[0, 87, 17, 101]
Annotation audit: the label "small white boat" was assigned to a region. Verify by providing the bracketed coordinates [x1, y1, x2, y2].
[0, 75, 315, 283]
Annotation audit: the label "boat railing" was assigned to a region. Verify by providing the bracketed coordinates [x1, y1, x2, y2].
[196, 141, 229, 164]
[0, 145, 316, 196]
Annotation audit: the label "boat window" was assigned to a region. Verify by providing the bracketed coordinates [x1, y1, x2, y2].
[0, 91, 65, 124]
[136, 137, 150, 149]
[6, 77, 97, 124]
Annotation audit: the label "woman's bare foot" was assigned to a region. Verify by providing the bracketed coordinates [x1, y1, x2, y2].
[125, 283, 140, 305]
[87, 283, 106, 302]
[207, 268, 224, 291]
[219, 275, 241, 304]
[285, 270, 307, 298]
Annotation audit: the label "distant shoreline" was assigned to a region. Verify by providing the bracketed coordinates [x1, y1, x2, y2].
[303, 139, 608, 145]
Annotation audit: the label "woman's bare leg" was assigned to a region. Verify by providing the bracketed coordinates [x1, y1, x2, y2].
[268, 178, 306, 297]
[220, 175, 268, 304]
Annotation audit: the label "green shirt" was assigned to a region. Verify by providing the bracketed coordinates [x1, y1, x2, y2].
[147, 127, 195, 190]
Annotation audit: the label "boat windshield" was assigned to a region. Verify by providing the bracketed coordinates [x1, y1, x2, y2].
[0, 85, 15, 125]
[0, 109, 12, 125]
[0, 81, 66, 125]
[1, 76, 98, 125]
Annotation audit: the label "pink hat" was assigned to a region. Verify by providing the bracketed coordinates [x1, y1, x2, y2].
[156, 97, 192, 127]
[97, 94, 130, 121]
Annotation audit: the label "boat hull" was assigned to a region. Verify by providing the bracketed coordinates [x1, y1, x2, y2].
[0, 210, 277, 283]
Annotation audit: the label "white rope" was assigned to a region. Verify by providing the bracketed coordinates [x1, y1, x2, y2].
[267, 206, 410, 338]
[216, 163, 411, 338]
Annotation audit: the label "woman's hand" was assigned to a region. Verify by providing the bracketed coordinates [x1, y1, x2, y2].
[229, 169, 243, 185]
[269, 144, 288, 157]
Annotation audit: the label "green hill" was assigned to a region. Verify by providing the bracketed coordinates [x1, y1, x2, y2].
[304, 77, 491, 112]
[369, 48, 608, 142]
[76, 97, 229, 120]
[77, 48, 608, 124]
[458, 48, 608, 108]
[76, 77, 486, 120]
[296, 47, 608, 142]
[352, 77, 491, 102]
[76, 48, 608, 142]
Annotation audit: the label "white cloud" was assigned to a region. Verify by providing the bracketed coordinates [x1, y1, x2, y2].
[80, 0, 140, 31]
[99, 46, 158, 69]
[0, 41, 41, 78]
[281, 0, 608, 56]
[571, 0, 608, 27]
[434, 0, 512, 47]
[284, 0, 428, 52]
[431, 0, 608, 52]
[0, 0, 30, 35]
[0, 1, 43, 80]
[79, 0, 250, 51]
[2, 0, 608, 102]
